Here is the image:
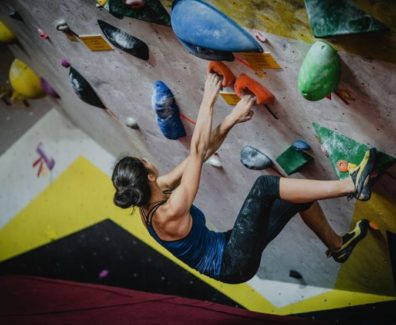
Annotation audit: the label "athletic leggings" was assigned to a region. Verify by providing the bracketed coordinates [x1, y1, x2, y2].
[218, 175, 312, 284]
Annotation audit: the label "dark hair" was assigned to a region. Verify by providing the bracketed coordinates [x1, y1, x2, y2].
[112, 157, 151, 208]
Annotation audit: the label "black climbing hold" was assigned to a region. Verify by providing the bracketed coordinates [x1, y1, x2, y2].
[289, 270, 303, 279]
[68, 67, 106, 109]
[240, 145, 273, 170]
[98, 20, 149, 60]
[9, 10, 23, 22]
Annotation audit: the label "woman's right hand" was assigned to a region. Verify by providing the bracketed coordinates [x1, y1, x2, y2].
[202, 73, 222, 106]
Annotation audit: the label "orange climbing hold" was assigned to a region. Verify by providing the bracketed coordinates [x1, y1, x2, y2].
[234, 73, 274, 105]
[369, 221, 379, 230]
[337, 160, 349, 172]
[208, 61, 235, 88]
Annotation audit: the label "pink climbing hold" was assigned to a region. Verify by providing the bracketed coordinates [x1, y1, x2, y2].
[37, 28, 49, 40]
[320, 145, 328, 157]
[124, 0, 145, 9]
[40, 77, 61, 99]
[60, 59, 71, 68]
[254, 30, 267, 43]
[99, 269, 109, 278]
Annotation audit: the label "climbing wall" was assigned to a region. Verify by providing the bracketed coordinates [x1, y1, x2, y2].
[0, 0, 395, 320]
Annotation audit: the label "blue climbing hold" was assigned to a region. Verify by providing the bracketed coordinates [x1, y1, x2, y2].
[178, 38, 234, 61]
[292, 139, 311, 151]
[171, 0, 262, 53]
[151, 80, 186, 140]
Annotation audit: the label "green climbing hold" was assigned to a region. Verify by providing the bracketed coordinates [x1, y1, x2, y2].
[276, 146, 313, 175]
[298, 41, 340, 101]
[313, 122, 395, 180]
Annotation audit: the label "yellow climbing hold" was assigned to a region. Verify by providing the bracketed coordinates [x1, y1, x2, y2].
[0, 20, 16, 43]
[96, 0, 108, 7]
[9, 59, 45, 99]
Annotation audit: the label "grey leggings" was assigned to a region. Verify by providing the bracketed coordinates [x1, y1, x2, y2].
[219, 175, 312, 284]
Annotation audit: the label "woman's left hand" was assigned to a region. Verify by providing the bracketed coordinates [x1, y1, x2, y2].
[227, 95, 256, 124]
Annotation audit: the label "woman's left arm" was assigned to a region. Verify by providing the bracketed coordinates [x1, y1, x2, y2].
[163, 74, 221, 218]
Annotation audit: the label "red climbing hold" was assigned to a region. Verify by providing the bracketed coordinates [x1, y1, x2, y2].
[208, 61, 235, 88]
[124, 0, 145, 9]
[234, 73, 274, 105]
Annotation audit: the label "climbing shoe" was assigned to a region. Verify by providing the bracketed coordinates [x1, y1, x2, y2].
[348, 148, 377, 201]
[326, 219, 369, 263]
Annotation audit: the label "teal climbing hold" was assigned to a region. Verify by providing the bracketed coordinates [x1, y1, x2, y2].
[298, 41, 340, 101]
[304, 0, 389, 38]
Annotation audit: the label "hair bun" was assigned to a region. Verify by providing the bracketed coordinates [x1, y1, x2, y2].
[114, 187, 141, 208]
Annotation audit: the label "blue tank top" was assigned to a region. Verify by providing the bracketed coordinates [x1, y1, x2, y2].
[145, 204, 226, 279]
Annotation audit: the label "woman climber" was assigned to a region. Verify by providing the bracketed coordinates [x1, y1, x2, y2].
[112, 73, 376, 284]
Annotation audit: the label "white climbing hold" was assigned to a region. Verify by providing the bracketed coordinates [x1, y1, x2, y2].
[126, 116, 139, 129]
[206, 154, 222, 168]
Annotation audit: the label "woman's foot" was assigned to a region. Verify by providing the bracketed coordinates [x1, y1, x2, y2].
[326, 219, 369, 263]
[348, 148, 377, 201]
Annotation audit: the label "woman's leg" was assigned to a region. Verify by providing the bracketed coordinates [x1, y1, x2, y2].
[279, 177, 355, 203]
[219, 175, 312, 283]
[299, 201, 342, 250]
[280, 147, 377, 203]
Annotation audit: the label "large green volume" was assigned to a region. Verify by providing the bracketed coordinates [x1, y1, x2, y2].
[298, 41, 340, 101]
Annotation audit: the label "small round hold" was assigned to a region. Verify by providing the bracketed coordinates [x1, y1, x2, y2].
[99, 269, 109, 278]
[337, 160, 349, 173]
[126, 116, 139, 129]
[124, 0, 145, 9]
[55, 19, 69, 31]
[206, 154, 222, 168]
[240, 145, 272, 170]
[292, 139, 311, 151]
[60, 58, 71, 68]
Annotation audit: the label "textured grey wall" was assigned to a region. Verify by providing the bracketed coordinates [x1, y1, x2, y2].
[1, 0, 395, 292]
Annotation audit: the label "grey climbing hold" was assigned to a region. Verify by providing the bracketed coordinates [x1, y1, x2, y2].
[240, 145, 273, 170]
